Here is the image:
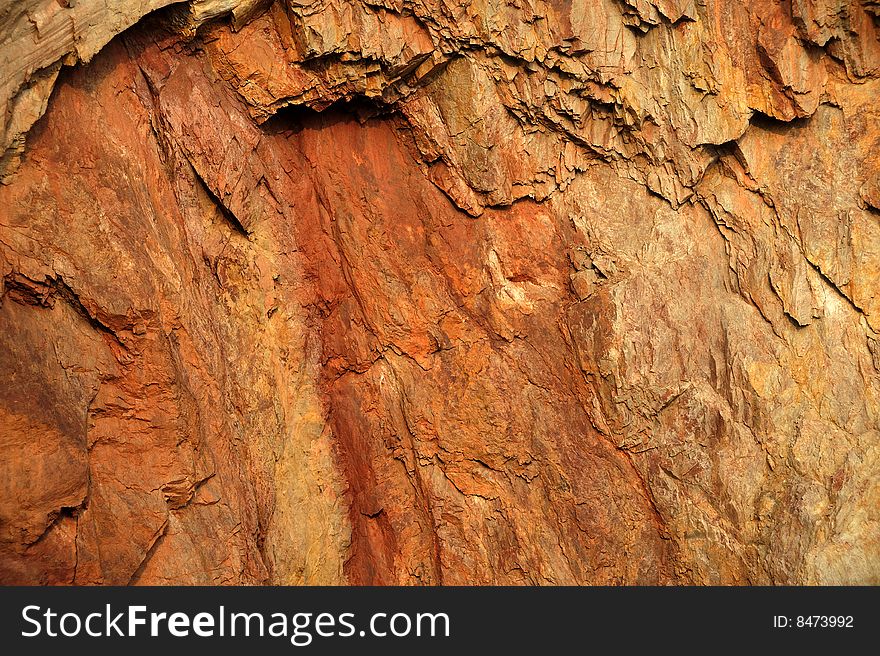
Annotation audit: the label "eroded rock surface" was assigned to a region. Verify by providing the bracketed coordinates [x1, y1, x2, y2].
[0, 0, 878, 584]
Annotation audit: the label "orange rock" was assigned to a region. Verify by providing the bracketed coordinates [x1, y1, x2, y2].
[1, 1, 878, 585]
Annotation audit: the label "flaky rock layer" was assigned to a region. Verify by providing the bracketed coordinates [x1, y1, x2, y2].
[0, 0, 878, 584]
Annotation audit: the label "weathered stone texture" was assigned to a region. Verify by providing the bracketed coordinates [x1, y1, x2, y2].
[0, 0, 878, 584]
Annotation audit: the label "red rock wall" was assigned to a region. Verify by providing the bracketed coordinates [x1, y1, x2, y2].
[1, 1, 878, 584]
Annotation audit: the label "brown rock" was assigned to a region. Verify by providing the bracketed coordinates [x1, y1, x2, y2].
[0, 0, 878, 585]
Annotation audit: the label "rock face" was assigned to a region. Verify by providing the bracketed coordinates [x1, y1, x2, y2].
[0, 0, 878, 585]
